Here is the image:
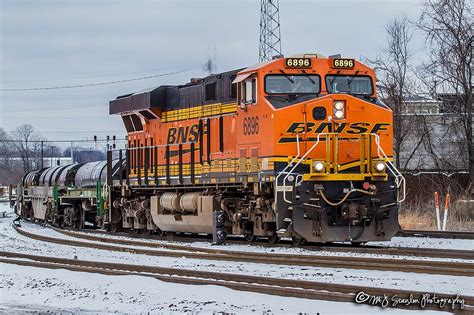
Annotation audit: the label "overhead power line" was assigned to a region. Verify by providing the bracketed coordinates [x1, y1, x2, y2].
[1, 94, 112, 99]
[1, 104, 105, 114]
[1, 67, 182, 84]
[1, 116, 110, 120]
[0, 69, 190, 91]
[0, 138, 127, 144]
[7, 131, 125, 134]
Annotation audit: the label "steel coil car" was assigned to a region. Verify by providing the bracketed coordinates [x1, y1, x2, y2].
[57, 164, 82, 187]
[75, 161, 108, 188]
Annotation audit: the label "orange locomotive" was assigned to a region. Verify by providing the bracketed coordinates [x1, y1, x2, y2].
[108, 53, 405, 244]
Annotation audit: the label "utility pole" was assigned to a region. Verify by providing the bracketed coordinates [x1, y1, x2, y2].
[41, 141, 44, 168]
[25, 138, 29, 172]
[70, 141, 74, 163]
[259, 0, 282, 62]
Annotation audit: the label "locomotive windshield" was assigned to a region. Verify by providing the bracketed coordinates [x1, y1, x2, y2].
[326, 75, 373, 95]
[265, 74, 320, 95]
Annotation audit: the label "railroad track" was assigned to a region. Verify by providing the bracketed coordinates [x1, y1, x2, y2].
[59, 225, 474, 260]
[13, 223, 474, 277]
[0, 250, 471, 313]
[397, 229, 474, 240]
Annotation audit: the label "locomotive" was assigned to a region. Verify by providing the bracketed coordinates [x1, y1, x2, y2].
[13, 54, 405, 244]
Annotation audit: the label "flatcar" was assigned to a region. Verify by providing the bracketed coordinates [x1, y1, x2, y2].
[14, 53, 405, 245]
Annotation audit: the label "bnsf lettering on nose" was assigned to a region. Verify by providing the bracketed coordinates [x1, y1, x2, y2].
[167, 124, 200, 144]
[286, 122, 390, 134]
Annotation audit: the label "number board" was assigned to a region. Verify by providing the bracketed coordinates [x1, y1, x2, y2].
[332, 58, 355, 69]
[285, 58, 311, 68]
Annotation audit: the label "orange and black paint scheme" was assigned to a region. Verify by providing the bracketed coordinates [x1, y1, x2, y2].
[107, 54, 405, 244]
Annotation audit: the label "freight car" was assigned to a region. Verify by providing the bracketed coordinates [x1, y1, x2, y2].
[15, 161, 119, 228]
[14, 53, 405, 245]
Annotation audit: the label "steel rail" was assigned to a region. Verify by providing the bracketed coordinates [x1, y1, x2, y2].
[13, 224, 474, 277]
[0, 251, 471, 313]
[397, 230, 474, 240]
[57, 226, 474, 260]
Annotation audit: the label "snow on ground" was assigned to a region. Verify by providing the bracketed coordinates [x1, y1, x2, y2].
[371, 237, 473, 251]
[18, 219, 194, 255]
[20, 215, 472, 264]
[0, 262, 448, 314]
[0, 204, 472, 295]
[13, 203, 472, 265]
[0, 203, 471, 313]
[14, 205, 471, 262]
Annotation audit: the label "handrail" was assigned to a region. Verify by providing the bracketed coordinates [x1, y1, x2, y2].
[282, 133, 328, 203]
[277, 132, 406, 205]
[373, 134, 406, 203]
[274, 134, 301, 205]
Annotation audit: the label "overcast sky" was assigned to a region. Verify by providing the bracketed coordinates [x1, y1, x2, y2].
[0, 0, 425, 147]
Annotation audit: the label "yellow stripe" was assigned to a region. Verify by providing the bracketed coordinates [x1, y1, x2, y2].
[128, 156, 394, 179]
[162, 102, 237, 122]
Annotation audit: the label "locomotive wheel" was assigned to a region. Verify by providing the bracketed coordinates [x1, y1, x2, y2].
[74, 218, 81, 229]
[291, 235, 306, 246]
[28, 207, 34, 220]
[76, 208, 84, 229]
[165, 231, 176, 240]
[267, 232, 280, 244]
[110, 223, 119, 234]
[244, 234, 257, 242]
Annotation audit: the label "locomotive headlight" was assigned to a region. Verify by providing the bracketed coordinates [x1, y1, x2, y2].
[374, 161, 386, 172]
[333, 100, 346, 119]
[334, 110, 345, 119]
[313, 161, 325, 173]
[334, 100, 345, 110]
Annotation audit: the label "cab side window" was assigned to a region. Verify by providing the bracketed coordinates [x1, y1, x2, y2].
[239, 77, 257, 105]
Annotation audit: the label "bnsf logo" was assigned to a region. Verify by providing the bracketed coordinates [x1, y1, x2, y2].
[167, 124, 202, 145]
[286, 122, 390, 134]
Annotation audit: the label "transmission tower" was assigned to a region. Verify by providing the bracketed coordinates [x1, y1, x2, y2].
[259, 0, 282, 62]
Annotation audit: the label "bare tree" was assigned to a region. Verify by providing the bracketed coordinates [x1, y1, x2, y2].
[30, 135, 49, 168]
[0, 128, 16, 185]
[0, 128, 12, 175]
[13, 124, 35, 173]
[369, 15, 423, 170]
[0, 128, 10, 161]
[417, 0, 473, 187]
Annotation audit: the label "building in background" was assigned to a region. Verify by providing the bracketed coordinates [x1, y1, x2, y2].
[397, 94, 470, 173]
